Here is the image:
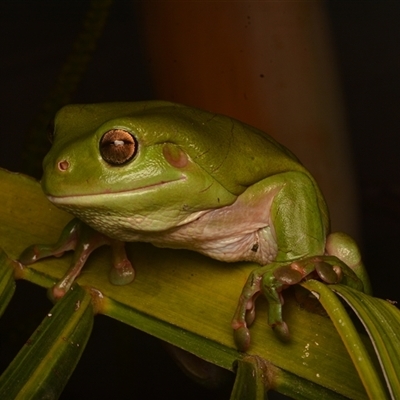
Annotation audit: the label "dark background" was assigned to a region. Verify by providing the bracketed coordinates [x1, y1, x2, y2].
[0, 1, 399, 399]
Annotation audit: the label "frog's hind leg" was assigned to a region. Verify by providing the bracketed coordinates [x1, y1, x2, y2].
[231, 257, 345, 352]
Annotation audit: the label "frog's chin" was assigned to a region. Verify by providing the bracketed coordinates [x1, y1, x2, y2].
[46, 177, 186, 206]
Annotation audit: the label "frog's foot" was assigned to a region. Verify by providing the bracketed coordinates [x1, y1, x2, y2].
[231, 264, 294, 351]
[232, 256, 360, 352]
[18, 218, 135, 300]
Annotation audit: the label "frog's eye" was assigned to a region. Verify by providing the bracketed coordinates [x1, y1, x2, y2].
[100, 129, 138, 165]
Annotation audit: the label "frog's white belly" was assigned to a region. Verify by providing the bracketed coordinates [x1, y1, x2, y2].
[120, 208, 278, 265]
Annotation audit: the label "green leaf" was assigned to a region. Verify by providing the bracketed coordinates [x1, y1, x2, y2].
[272, 368, 351, 400]
[301, 280, 390, 399]
[332, 284, 400, 398]
[0, 250, 16, 317]
[0, 284, 93, 399]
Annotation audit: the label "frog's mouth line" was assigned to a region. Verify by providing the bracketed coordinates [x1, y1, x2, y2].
[46, 176, 186, 205]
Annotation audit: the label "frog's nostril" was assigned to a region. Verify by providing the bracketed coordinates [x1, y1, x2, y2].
[58, 160, 70, 171]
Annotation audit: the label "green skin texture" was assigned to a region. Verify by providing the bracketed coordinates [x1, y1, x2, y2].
[20, 101, 371, 352]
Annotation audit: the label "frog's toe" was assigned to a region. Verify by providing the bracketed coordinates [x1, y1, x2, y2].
[233, 325, 251, 352]
[315, 261, 341, 284]
[272, 321, 290, 342]
[48, 284, 68, 302]
[18, 245, 42, 265]
[245, 303, 256, 327]
[273, 264, 305, 285]
[109, 260, 135, 285]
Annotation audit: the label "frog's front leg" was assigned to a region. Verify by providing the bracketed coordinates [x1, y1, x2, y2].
[19, 218, 135, 300]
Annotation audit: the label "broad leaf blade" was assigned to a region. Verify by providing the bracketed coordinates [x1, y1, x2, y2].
[301, 280, 389, 399]
[332, 284, 400, 398]
[0, 285, 93, 399]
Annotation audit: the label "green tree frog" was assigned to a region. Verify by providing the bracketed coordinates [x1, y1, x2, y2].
[19, 101, 371, 351]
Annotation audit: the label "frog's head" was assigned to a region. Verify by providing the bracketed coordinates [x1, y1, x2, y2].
[42, 101, 240, 230]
